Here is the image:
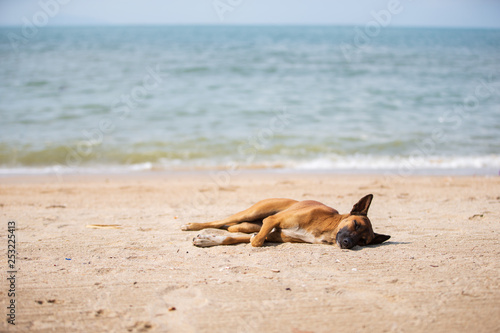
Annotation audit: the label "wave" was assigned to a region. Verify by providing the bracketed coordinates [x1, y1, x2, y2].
[292, 154, 500, 171]
[1, 154, 498, 175]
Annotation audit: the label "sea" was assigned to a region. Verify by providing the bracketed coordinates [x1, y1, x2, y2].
[1, 25, 499, 176]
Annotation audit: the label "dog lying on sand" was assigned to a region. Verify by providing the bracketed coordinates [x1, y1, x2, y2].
[182, 194, 390, 249]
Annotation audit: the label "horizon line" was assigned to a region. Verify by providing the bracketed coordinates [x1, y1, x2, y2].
[1, 22, 499, 30]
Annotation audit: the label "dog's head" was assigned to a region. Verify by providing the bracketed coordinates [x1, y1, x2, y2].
[335, 194, 390, 249]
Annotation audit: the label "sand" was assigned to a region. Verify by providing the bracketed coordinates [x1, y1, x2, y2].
[1, 172, 499, 332]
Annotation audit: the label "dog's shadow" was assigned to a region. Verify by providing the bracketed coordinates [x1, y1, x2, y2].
[349, 241, 410, 251]
[262, 240, 408, 250]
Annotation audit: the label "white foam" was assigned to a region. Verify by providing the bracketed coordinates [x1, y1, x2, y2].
[0, 155, 498, 175]
[0, 163, 154, 176]
[291, 154, 500, 172]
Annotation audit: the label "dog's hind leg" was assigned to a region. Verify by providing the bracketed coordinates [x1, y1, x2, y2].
[192, 233, 252, 247]
[181, 198, 297, 231]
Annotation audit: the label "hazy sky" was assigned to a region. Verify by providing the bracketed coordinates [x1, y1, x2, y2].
[1, 0, 499, 28]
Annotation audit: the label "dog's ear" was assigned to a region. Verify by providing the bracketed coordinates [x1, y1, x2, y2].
[350, 194, 373, 216]
[370, 233, 391, 245]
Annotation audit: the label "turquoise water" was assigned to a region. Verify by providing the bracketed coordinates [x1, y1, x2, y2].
[1, 26, 499, 174]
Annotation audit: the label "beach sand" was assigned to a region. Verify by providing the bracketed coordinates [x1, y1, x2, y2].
[1, 172, 499, 332]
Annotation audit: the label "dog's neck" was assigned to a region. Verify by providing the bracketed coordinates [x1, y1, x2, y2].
[305, 213, 349, 239]
[318, 213, 352, 245]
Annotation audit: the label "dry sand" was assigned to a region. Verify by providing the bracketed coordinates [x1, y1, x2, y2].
[1, 172, 499, 332]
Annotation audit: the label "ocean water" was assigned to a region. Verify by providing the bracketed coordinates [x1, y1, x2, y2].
[1, 26, 499, 175]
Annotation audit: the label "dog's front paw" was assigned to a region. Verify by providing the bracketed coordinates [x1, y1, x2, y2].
[193, 234, 225, 247]
[250, 233, 263, 247]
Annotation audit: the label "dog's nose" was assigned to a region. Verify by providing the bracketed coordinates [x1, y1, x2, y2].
[342, 238, 354, 249]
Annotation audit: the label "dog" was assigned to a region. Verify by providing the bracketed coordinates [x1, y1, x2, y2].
[181, 194, 390, 249]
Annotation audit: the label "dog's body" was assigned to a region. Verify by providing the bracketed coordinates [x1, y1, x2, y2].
[181, 194, 390, 249]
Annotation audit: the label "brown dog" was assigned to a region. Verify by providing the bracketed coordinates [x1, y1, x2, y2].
[181, 194, 390, 249]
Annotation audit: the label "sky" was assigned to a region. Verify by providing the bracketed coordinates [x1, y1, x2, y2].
[0, 0, 500, 28]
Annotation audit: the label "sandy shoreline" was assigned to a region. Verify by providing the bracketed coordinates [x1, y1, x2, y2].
[1, 172, 499, 332]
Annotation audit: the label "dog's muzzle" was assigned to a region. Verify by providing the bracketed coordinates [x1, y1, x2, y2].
[336, 229, 357, 249]
[337, 236, 355, 249]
